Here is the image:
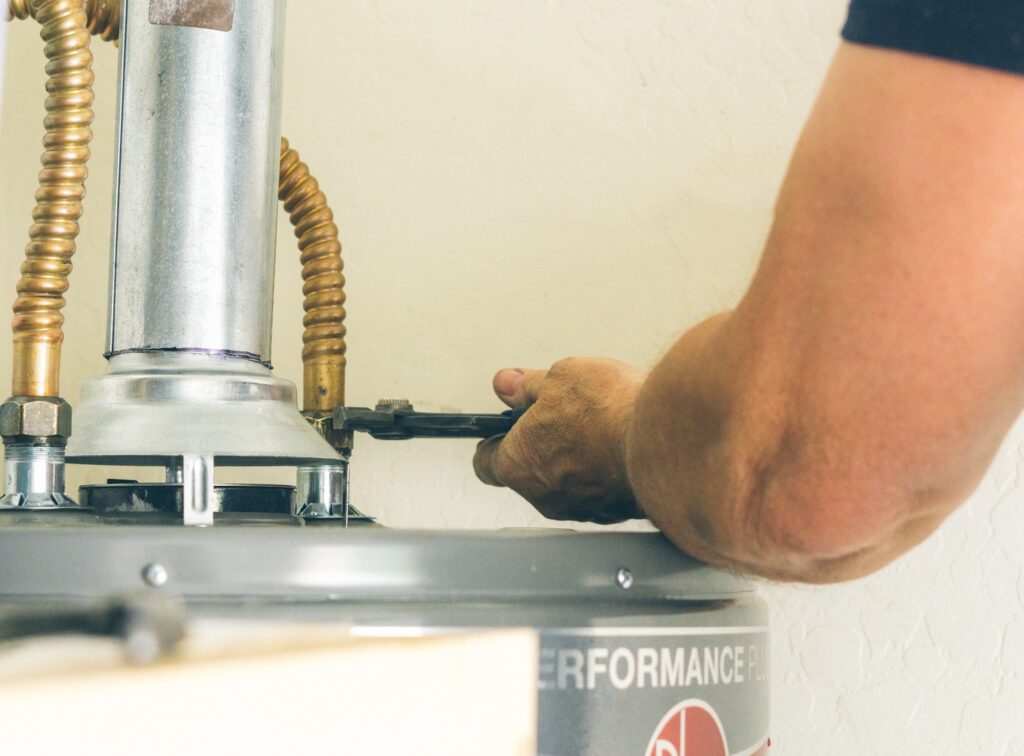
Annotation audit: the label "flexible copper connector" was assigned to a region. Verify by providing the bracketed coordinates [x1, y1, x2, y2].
[7, 0, 95, 397]
[82, 0, 118, 41]
[6, 0, 30, 19]
[279, 138, 347, 413]
[9, 2, 347, 413]
[8, 0, 118, 40]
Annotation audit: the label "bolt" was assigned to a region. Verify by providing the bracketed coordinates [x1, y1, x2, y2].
[142, 563, 168, 589]
[615, 567, 634, 590]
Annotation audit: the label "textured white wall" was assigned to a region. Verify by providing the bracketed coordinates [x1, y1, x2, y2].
[3, 2, 1023, 753]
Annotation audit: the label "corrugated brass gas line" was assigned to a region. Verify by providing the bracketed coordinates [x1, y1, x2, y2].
[6, 0, 347, 419]
[6, 0, 98, 397]
[279, 139, 348, 414]
[10, 0, 120, 40]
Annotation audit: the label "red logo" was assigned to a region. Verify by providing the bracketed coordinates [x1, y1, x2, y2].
[645, 700, 770, 755]
[645, 699, 728, 756]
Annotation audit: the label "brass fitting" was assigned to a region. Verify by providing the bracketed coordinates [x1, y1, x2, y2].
[302, 412, 353, 457]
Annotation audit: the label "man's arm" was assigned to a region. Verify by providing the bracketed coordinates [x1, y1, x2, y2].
[474, 43, 1024, 583]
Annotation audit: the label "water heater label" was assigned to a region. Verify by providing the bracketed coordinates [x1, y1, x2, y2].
[539, 642, 760, 691]
[537, 627, 770, 756]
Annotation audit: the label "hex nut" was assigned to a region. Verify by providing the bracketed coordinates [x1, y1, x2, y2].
[0, 397, 72, 439]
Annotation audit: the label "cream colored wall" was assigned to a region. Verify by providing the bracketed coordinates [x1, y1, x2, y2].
[3, 2, 1024, 753]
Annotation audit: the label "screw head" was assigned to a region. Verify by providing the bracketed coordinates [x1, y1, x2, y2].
[615, 567, 634, 590]
[142, 562, 168, 589]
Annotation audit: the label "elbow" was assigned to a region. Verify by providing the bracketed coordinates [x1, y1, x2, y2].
[752, 488, 891, 584]
[722, 407, 991, 583]
[743, 465, 960, 584]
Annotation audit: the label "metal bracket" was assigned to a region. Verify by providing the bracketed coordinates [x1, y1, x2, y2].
[181, 454, 215, 526]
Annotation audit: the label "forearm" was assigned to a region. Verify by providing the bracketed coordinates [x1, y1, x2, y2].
[624, 313, 753, 572]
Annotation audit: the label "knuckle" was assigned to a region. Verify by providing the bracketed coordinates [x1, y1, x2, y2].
[548, 357, 580, 377]
[491, 442, 522, 485]
[494, 433, 542, 493]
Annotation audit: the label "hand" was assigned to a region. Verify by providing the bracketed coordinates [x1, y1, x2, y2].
[473, 357, 647, 523]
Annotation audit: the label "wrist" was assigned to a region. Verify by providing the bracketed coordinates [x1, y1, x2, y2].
[616, 390, 646, 520]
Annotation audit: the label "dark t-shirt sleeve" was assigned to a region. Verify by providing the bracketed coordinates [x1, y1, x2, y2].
[842, 0, 1024, 75]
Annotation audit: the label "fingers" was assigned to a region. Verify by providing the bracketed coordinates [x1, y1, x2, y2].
[473, 435, 506, 487]
[492, 367, 547, 408]
[477, 357, 648, 523]
[479, 365, 547, 487]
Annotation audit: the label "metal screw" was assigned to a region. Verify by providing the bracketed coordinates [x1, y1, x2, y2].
[142, 563, 168, 589]
[615, 567, 634, 590]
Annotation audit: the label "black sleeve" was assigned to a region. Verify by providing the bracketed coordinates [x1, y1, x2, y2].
[842, 0, 1024, 75]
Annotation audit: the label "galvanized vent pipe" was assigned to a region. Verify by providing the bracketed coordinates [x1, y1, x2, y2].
[107, 0, 285, 363]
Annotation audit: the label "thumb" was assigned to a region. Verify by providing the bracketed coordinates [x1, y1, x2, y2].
[492, 367, 547, 408]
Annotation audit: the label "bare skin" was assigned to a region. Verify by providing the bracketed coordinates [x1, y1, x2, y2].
[473, 43, 1024, 583]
